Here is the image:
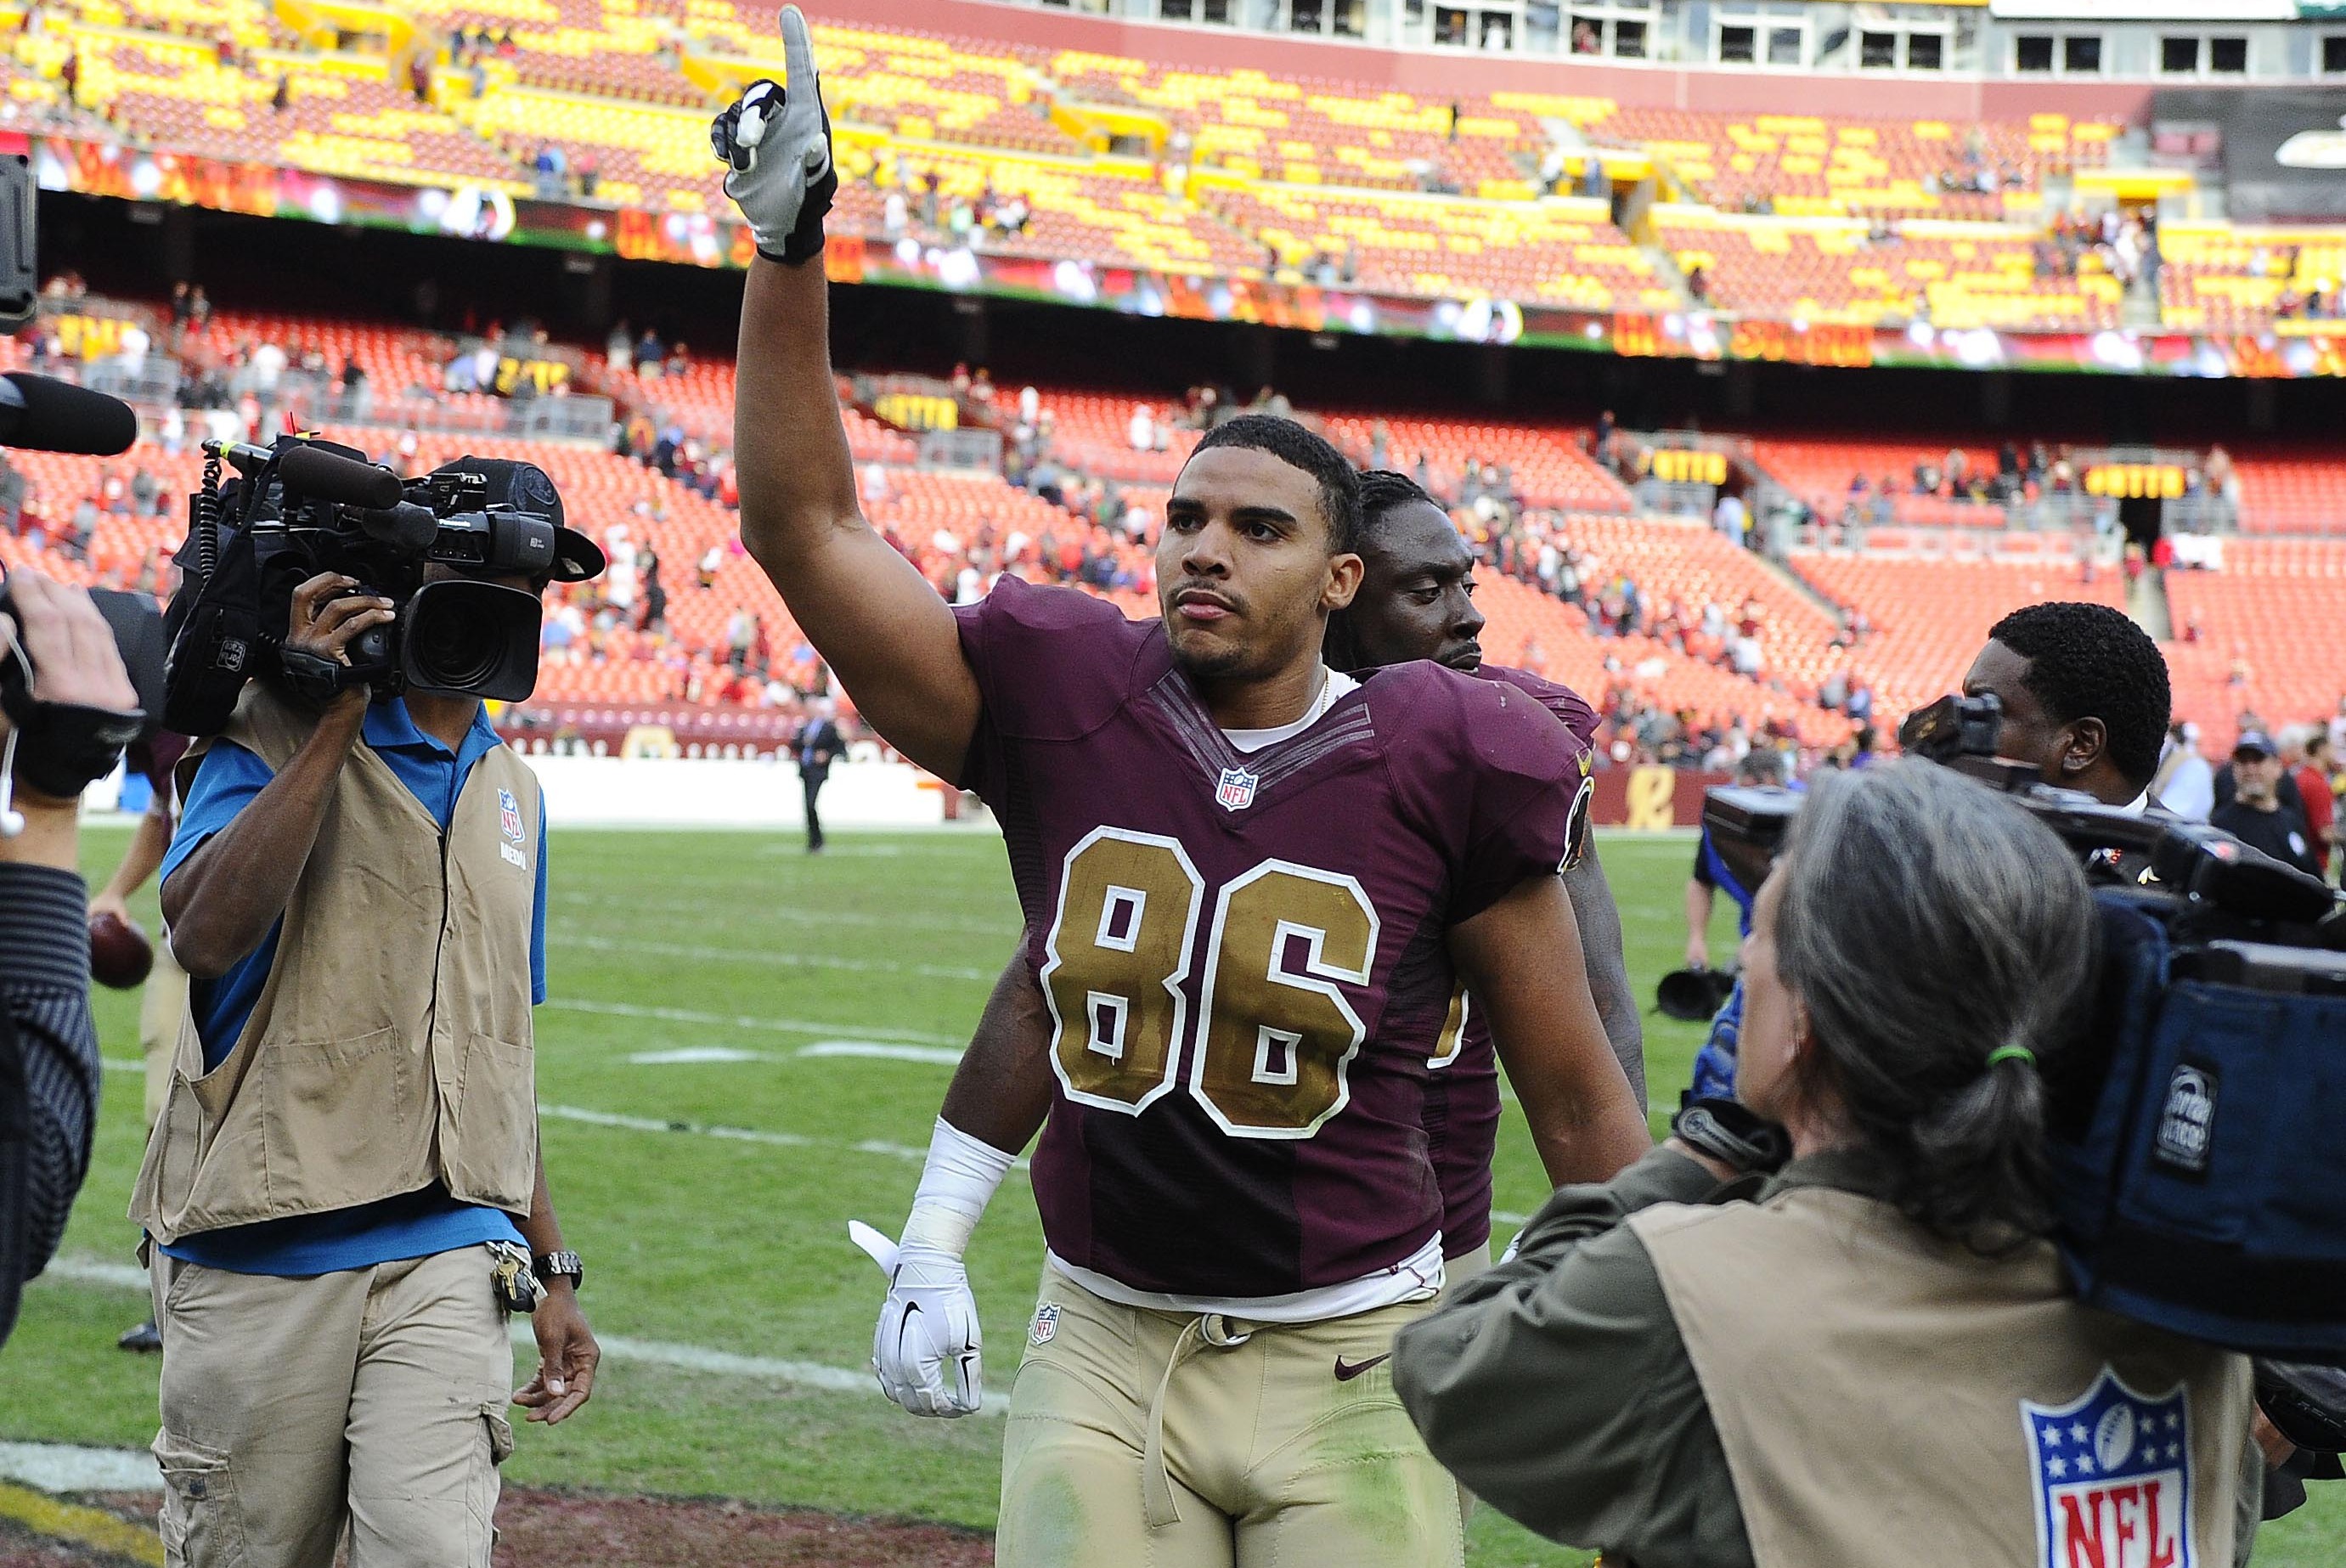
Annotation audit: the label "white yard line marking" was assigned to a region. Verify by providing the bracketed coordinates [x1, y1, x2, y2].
[100, 1058, 142, 1074]
[552, 891, 1012, 938]
[539, 1103, 928, 1161]
[32, 1258, 992, 1413]
[542, 997, 962, 1047]
[552, 933, 997, 984]
[1492, 1210, 1531, 1227]
[537, 1103, 1029, 1171]
[797, 1041, 966, 1067]
[41, 1257, 148, 1290]
[628, 1047, 776, 1065]
[0, 1441, 163, 1493]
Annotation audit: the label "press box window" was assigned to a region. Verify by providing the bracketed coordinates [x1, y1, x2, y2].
[2161, 37, 2198, 73]
[2208, 37, 2246, 74]
[1719, 22, 1754, 61]
[2064, 35, 2101, 73]
[2015, 34, 2054, 71]
[2326, 35, 2346, 74]
[1861, 30, 1896, 68]
[1906, 33, 1943, 70]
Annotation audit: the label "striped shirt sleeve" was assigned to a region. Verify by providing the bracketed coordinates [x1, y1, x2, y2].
[0, 863, 99, 1283]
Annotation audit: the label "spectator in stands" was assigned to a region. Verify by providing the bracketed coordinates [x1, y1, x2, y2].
[248, 338, 287, 399]
[603, 525, 638, 621]
[270, 74, 290, 113]
[2213, 731, 2320, 877]
[2283, 728, 2335, 878]
[638, 547, 666, 635]
[576, 151, 599, 200]
[634, 327, 663, 378]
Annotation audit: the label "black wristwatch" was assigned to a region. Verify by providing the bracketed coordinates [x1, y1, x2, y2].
[533, 1249, 584, 1290]
[1671, 1096, 1792, 1176]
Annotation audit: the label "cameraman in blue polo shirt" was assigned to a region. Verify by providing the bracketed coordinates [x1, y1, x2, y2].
[130, 460, 605, 1568]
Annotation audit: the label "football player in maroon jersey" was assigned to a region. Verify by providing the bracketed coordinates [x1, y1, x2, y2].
[880, 469, 1644, 1343]
[718, 37, 1651, 1568]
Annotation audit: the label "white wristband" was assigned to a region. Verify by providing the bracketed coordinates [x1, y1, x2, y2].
[899, 1117, 1017, 1258]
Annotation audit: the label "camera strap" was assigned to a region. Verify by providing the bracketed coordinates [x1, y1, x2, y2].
[0, 650, 144, 805]
[275, 646, 365, 705]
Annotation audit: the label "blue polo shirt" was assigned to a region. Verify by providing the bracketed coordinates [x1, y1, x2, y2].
[156, 697, 547, 1276]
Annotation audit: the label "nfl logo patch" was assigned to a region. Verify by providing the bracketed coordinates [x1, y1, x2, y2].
[1029, 1303, 1060, 1346]
[2023, 1368, 2194, 1568]
[498, 787, 524, 843]
[1215, 766, 1260, 813]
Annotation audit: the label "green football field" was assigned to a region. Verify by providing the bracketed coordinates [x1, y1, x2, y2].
[8, 823, 2341, 1565]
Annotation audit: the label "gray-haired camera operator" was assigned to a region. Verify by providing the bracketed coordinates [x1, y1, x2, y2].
[129, 458, 606, 1568]
[1395, 762, 2262, 1567]
[1, 570, 143, 1350]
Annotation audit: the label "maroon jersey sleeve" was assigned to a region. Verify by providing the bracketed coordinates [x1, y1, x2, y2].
[950, 577, 1155, 793]
[1379, 665, 1587, 923]
[1477, 663, 1599, 871]
[1479, 663, 1600, 751]
[130, 730, 190, 807]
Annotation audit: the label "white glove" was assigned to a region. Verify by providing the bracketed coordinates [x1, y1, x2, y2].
[709, 6, 836, 265]
[849, 1220, 984, 1418]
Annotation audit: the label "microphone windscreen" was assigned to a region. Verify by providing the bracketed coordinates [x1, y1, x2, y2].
[362, 501, 438, 554]
[2, 374, 135, 455]
[279, 444, 403, 510]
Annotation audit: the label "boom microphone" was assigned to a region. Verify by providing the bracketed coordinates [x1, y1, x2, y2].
[0, 374, 135, 455]
[278, 444, 403, 510]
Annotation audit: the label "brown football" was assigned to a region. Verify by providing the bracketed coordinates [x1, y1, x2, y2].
[88, 911, 155, 990]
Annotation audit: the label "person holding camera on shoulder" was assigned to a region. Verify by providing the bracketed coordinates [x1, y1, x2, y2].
[130, 460, 606, 1567]
[1, 569, 144, 1351]
[1395, 762, 2261, 1567]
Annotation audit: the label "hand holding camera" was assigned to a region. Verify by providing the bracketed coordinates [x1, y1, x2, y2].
[0, 570, 144, 844]
[280, 572, 395, 721]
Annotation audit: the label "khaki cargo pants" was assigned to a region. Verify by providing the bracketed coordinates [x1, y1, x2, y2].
[149, 1245, 515, 1568]
[996, 1263, 1465, 1568]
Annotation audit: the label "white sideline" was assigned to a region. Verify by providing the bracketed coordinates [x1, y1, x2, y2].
[28, 1259, 990, 1416]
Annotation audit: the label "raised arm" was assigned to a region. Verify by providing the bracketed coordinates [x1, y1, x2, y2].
[162, 572, 392, 978]
[1452, 874, 1653, 1187]
[721, 11, 978, 781]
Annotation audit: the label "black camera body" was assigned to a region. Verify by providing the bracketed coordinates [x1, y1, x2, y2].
[1701, 697, 2346, 1374]
[164, 438, 550, 736]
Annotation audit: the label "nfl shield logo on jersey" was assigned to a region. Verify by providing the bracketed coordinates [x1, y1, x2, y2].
[1215, 765, 1260, 813]
[498, 788, 524, 843]
[2023, 1368, 2194, 1568]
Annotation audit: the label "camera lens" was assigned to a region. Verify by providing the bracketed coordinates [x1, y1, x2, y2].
[407, 599, 504, 690]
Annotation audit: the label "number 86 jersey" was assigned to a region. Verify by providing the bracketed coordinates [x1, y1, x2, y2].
[955, 580, 1587, 1309]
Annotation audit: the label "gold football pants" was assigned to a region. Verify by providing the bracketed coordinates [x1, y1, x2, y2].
[996, 1262, 1464, 1568]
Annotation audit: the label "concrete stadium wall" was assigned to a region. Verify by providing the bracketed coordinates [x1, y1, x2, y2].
[519, 756, 958, 829]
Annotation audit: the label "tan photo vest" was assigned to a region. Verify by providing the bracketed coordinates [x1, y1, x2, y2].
[130, 685, 542, 1244]
[1631, 1183, 2253, 1568]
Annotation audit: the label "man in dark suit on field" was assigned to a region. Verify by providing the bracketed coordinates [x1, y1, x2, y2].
[793, 697, 845, 854]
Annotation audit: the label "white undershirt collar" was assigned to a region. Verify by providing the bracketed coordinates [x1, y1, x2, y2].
[1221, 667, 1360, 754]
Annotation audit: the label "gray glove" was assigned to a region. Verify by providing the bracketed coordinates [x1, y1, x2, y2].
[709, 6, 837, 266]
